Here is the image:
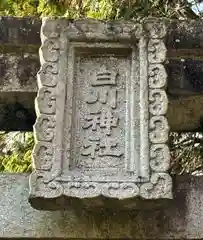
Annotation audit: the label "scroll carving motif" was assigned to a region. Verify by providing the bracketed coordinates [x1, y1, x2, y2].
[148, 64, 167, 89]
[37, 87, 56, 114]
[40, 39, 60, 62]
[64, 182, 99, 198]
[147, 20, 171, 199]
[30, 171, 63, 199]
[103, 183, 139, 199]
[37, 63, 59, 87]
[149, 89, 168, 115]
[144, 19, 167, 38]
[66, 19, 143, 41]
[150, 144, 170, 172]
[148, 39, 166, 63]
[32, 142, 53, 170]
[140, 173, 172, 199]
[30, 18, 64, 199]
[34, 115, 55, 141]
[41, 18, 61, 38]
[149, 116, 169, 144]
[64, 182, 139, 199]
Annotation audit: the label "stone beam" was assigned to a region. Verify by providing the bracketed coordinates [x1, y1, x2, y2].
[0, 174, 202, 239]
[0, 17, 203, 53]
[0, 17, 41, 46]
[1, 54, 203, 132]
[1, 53, 203, 95]
[1, 18, 203, 132]
[1, 17, 203, 95]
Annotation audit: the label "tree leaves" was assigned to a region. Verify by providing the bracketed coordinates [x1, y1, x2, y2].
[0, 0, 199, 19]
[0, 132, 33, 173]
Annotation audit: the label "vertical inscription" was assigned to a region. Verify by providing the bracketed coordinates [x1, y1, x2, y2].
[81, 65, 124, 166]
[72, 53, 139, 179]
[71, 51, 142, 181]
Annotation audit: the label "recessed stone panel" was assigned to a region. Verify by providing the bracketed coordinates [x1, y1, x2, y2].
[29, 18, 172, 210]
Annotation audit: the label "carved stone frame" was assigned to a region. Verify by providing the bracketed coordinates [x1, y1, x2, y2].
[29, 18, 172, 210]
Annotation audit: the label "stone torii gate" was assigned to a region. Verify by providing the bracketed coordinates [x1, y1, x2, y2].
[1, 17, 203, 238]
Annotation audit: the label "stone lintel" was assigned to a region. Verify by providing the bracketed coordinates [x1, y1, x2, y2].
[1, 18, 203, 132]
[1, 54, 203, 132]
[0, 173, 202, 239]
[1, 17, 203, 53]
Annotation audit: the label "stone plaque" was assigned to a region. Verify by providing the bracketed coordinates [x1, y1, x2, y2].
[29, 18, 172, 209]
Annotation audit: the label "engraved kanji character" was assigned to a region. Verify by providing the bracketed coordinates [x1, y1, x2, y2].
[91, 66, 118, 86]
[81, 137, 100, 159]
[86, 88, 117, 109]
[81, 137, 123, 159]
[98, 138, 123, 157]
[100, 109, 118, 136]
[83, 114, 100, 132]
[83, 109, 118, 135]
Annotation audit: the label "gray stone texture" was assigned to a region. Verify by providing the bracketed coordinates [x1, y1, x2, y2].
[0, 174, 203, 239]
[0, 53, 39, 92]
[29, 18, 172, 208]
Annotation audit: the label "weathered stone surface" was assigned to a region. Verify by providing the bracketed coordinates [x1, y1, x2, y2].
[0, 93, 35, 131]
[0, 174, 203, 238]
[1, 17, 203, 52]
[1, 54, 203, 96]
[28, 18, 171, 209]
[2, 56, 203, 132]
[1, 17, 203, 131]
[166, 19, 203, 51]
[2, 93, 203, 132]
[167, 59, 203, 95]
[0, 17, 40, 46]
[0, 53, 39, 92]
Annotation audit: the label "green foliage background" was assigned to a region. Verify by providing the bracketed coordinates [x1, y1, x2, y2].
[0, 0, 202, 174]
[0, 0, 198, 19]
[0, 132, 33, 172]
